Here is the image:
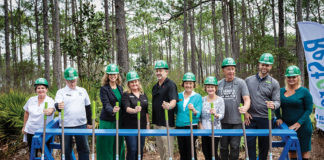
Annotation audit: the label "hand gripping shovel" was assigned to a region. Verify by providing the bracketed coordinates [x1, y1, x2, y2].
[91, 101, 96, 160]
[116, 102, 120, 160]
[240, 103, 249, 160]
[211, 103, 215, 160]
[41, 102, 48, 160]
[137, 101, 141, 160]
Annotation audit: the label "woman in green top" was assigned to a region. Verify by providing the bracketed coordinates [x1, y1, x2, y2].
[97, 64, 125, 160]
[275, 65, 313, 160]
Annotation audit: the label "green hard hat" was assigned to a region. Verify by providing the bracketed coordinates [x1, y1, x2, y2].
[285, 65, 301, 77]
[154, 60, 169, 69]
[204, 76, 218, 85]
[106, 64, 119, 74]
[126, 71, 140, 82]
[34, 78, 48, 87]
[64, 67, 78, 80]
[221, 58, 236, 68]
[259, 53, 274, 64]
[182, 72, 196, 82]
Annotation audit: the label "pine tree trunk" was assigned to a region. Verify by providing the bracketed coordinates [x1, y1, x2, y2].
[316, 0, 321, 23]
[198, 0, 204, 82]
[188, 2, 197, 76]
[29, 28, 33, 61]
[35, 0, 41, 71]
[104, 0, 111, 63]
[43, 0, 51, 85]
[10, 0, 17, 64]
[168, 25, 172, 69]
[148, 29, 152, 65]
[115, 0, 129, 75]
[212, 0, 220, 77]
[112, 0, 116, 63]
[305, 0, 310, 21]
[5, 0, 11, 88]
[271, 0, 277, 47]
[63, 0, 68, 69]
[222, 0, 229, 57]
[278, 0, 285, 86]
[296, 0, 304, 85]
[183, 0, 188, 73]
[54, 0, 62, 88]
[229, 0, 236, 59]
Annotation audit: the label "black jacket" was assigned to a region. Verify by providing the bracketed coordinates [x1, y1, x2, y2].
[99, 84, 123, 121]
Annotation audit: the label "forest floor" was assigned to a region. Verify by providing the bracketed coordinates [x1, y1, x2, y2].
[2, 129, 324, 160]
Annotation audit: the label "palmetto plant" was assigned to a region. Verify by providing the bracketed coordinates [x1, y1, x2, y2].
[0, 91, 29, 142]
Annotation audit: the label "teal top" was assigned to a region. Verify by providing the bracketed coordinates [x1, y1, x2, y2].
[112, 88, 122, 103]
[275, 87, 313, 126]
[275, 87, 313, 152]
[176, 91, 202, 127]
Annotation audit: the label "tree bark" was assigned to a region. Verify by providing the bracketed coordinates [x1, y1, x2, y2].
[43, 0, 51, 85]
[188, 1, 197, 76]
[5, 0, 11, 88]
[35, 0, 41, 71]
[112, 0, 116, 63]
[18, 0, 23, 62]
[148, 28, 152, 65]
[305, 0, 310, 21]
[296, 0, 304, 85]
[316, 0, 321, 23]
[222, 0, 229, 57]
[104, 0, 111, 63]
[168, 25, 172, 69]
[63, 0, 68, 69]
[229, 0, 236, 59]
[278, 0, 285, 86]
[54, 0, 62, 88]
[10, 0, 17, 64]
[212, 0, 220, 77]
[183, 0, 188, 73]
[115, 0, 129, 75]
[198, 0, 204, 82]
[271, 0, 277, 47]
[29, 28, 33, 61]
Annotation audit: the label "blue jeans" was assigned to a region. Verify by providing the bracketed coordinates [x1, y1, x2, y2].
[60, 124, 90, 160]
[246, 117, 272, 160]
[125, 136, 145, 160]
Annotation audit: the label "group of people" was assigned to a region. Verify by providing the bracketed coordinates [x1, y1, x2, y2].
[22, 53, 313, 160]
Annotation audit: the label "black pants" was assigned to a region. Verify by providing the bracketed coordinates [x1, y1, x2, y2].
[176, 125, 198, 160]
[246, 117, 271, 160]
[220, 123, 242, 160]
[202, 136, 220, 160]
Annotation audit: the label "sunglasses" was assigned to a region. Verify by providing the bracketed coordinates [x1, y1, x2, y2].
[287, 76, 297, 79]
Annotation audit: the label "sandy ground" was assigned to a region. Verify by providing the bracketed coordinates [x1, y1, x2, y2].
[2, 130, 324, 160]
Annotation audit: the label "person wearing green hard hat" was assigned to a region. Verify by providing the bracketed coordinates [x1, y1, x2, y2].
[245, 53, 280, 160]
[152, 60, 178, 160]
[275, 65, 313, 160]
[199, 76, 224, 160]
[97, 64, 125, 160]
[218, 57, 251, 160]
[55, 67, 92, 160]
[176, 72, 202, 160]
[121, 71, 150, 160]
[22, 78, 55, 157]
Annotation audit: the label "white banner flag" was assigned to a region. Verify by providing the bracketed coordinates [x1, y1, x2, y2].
[298, 21, 324, 131]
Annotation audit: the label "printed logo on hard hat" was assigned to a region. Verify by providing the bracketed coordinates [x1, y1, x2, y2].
[157, 61, 162, 67]
[131, 72, 137, 79]
[111, 65, 116, 71]
[40, 79, 45, 83]
[69, 70, 74, 77]
[186, 74, 192, 79]
[228, 59, 234, 64]
[288, 69, 294, 74]
[264, 55, 270, 61]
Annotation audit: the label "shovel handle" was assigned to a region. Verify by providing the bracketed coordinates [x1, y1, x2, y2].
[189, 110, 192, 123]
[137, 101, 141, 120]
[240, 103, 244, 122]
[116, 102, 119, 121]
[44, 102, 48, 120]
[211, 103, 214, 121]
[268, 108, 272, 120]
[61, 109, 64, 120]
[92, 101, 96, 120]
